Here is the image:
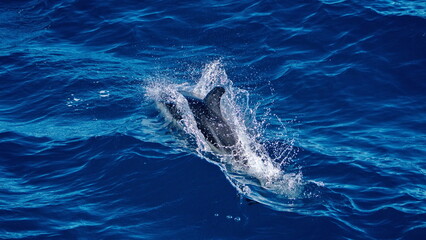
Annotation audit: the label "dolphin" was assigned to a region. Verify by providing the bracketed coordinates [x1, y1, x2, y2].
[162, 87, 237, 155]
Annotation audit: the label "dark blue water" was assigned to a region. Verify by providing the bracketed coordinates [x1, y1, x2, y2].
[1, 0, 425, 239]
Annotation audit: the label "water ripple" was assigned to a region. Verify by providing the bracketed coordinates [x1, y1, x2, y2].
[1, 0, 425, 239]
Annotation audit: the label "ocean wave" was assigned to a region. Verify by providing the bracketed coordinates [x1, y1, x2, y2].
[1, 0, 425, 239]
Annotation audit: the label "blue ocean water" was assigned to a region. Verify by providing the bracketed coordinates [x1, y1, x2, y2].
[1, 0, 425, 239]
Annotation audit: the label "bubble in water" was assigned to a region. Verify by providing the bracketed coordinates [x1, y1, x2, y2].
[99, 90, 110, 97]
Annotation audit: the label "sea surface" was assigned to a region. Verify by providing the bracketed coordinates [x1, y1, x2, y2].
[1, 0, 425, 239]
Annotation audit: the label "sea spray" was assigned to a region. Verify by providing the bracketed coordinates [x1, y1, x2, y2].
[145, 61, 305, 206]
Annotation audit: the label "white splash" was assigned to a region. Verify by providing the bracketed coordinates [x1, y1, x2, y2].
[145, 60, 304, 203]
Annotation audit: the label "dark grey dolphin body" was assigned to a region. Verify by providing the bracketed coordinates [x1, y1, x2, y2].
[164, 87, 237, 154]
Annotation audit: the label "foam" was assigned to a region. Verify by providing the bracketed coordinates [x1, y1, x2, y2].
[145, 61, 305, 204]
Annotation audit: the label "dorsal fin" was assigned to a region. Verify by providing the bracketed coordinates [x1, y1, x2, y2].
[204, 87, 225, 116]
